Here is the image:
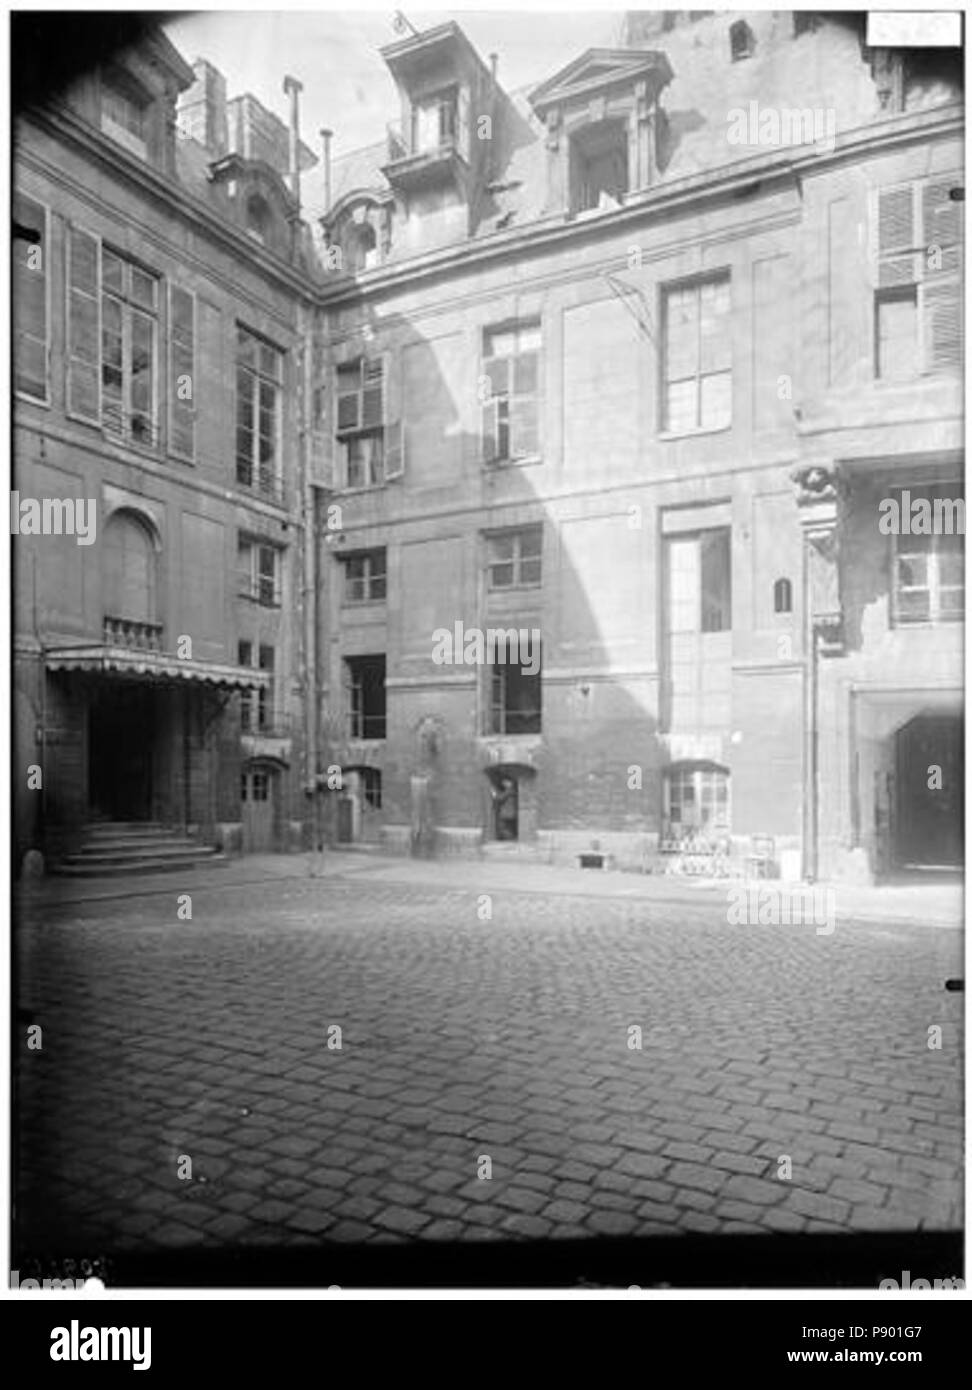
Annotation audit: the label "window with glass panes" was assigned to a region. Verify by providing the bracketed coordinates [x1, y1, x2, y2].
[665, 765, 730, 832]
[101, 82, 148, 157]
[13, 194, 48, 400]
[874, 177, 962, 379]
[101, 249, 158, 444]
[236, 327, 282, 497]
[487, 527, 542, 590]
[482, 323, 541, 464]
[343, 549, 386, 603]
[488, 653, 542, 735]
[238, 538, 280, 606]
[337, 358, 384, 487]
[662, 275, 731, 433]
[892, 485, 964, 625]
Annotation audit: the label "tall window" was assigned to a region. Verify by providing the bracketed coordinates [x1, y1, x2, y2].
[101, 249, 158, 445]
[13, 194, 48, 401]
[489, 652, 542, 735]
[343, 549, 387, 603]
[663, 275, 732, 433]
[238, 537, 281, 606]
[875, 178, 962, 379]
[482, 322, 541, 465]
[345, 655, 386, 739]
[664, 529, 732, 732]
[412, 88, 458, 152]
[236, 327, 282, 499]
[570, 120, 628, 213]
[101, 79, 149, 159]
[239, 642, 275, 731]
[893, 485, 964, 625]
[487, 527, 542, 590]
[337, 358, 385, 488]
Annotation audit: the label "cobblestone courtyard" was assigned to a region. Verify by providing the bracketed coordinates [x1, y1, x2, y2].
[14, 863, 963, 1281]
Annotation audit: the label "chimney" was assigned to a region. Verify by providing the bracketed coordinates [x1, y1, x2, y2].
[490, 53, 499, 85]
[283, 74, 303, 205]
[320, 128, 333, 216]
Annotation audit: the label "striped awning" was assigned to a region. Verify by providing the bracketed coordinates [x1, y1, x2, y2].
[45, 644, 271, 690]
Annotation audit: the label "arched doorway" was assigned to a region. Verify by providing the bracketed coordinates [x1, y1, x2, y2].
[894, 713, 963, 870]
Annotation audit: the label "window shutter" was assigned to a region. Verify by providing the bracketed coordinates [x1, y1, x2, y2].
[67, 225, 101, 421]
[385, 419, 406, 480]
[922, 179, 961, 263]
[361, 358, 384, 429]
[481, 397, 500, 464]
[169, 284, 195, 460]
[922, 279, 962, 371]
[876, 184, 918, 288]
[336, 361, 364, 430]
[920, 178, 962, 371]
[457, 85, 470, 151]
[13, 195, 48, 400]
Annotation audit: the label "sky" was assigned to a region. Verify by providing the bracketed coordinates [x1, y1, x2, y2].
[164, 7, 625, 159]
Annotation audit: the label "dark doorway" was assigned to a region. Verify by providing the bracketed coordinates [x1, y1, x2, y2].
[492, 775, 519, 841]
[88, 683, 155, 820]
[894, 713, 963, 869]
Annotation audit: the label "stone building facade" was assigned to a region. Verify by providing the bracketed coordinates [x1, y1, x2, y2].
[12, 12, 964, 883]
[12, 29, 316, 868]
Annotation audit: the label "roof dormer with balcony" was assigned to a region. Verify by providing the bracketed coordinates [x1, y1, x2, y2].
[379, 21, 497, 240]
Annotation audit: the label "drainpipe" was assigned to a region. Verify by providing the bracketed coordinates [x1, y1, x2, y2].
[320, 128, 333, 217]
[283, 75, 303, 207]
[298, 302, 320, 852]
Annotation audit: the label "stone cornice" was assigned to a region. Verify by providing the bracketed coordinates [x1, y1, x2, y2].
[19, 104, 317, 303]
[18, 99, 963, 314]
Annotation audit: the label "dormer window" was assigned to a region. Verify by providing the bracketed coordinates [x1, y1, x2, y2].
[101, 78, 149, 159]
[730, 20, 755, 61]
[246, 193, 271, 244]
[412, 87, 458, 154]
[571, 119, 628, 214]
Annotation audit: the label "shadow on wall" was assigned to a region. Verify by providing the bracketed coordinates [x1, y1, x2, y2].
[316, 296, 723, 875]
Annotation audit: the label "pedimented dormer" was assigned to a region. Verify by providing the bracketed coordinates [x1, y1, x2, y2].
[529, 48, 673, 217]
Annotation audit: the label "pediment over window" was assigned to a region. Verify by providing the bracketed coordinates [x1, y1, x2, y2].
[529, 47, 673, 118]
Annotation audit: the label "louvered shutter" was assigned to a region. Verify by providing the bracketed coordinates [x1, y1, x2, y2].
[67, 226, 101, 421]
[361, 357, 384, 429]
[877, 184, 918, 287]
[169, 284, 196, 460]
[921, 179, 962, 370]
[481, 396, 500, 464]
[383, 351, 405, 480]
[13, 195, 48, 400]
[336, 361, 361, 432]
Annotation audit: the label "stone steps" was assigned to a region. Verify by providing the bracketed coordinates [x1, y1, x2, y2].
[54, 823, 226, 878]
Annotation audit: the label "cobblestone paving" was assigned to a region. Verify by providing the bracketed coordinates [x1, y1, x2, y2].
[15, 874, 963, 1259]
